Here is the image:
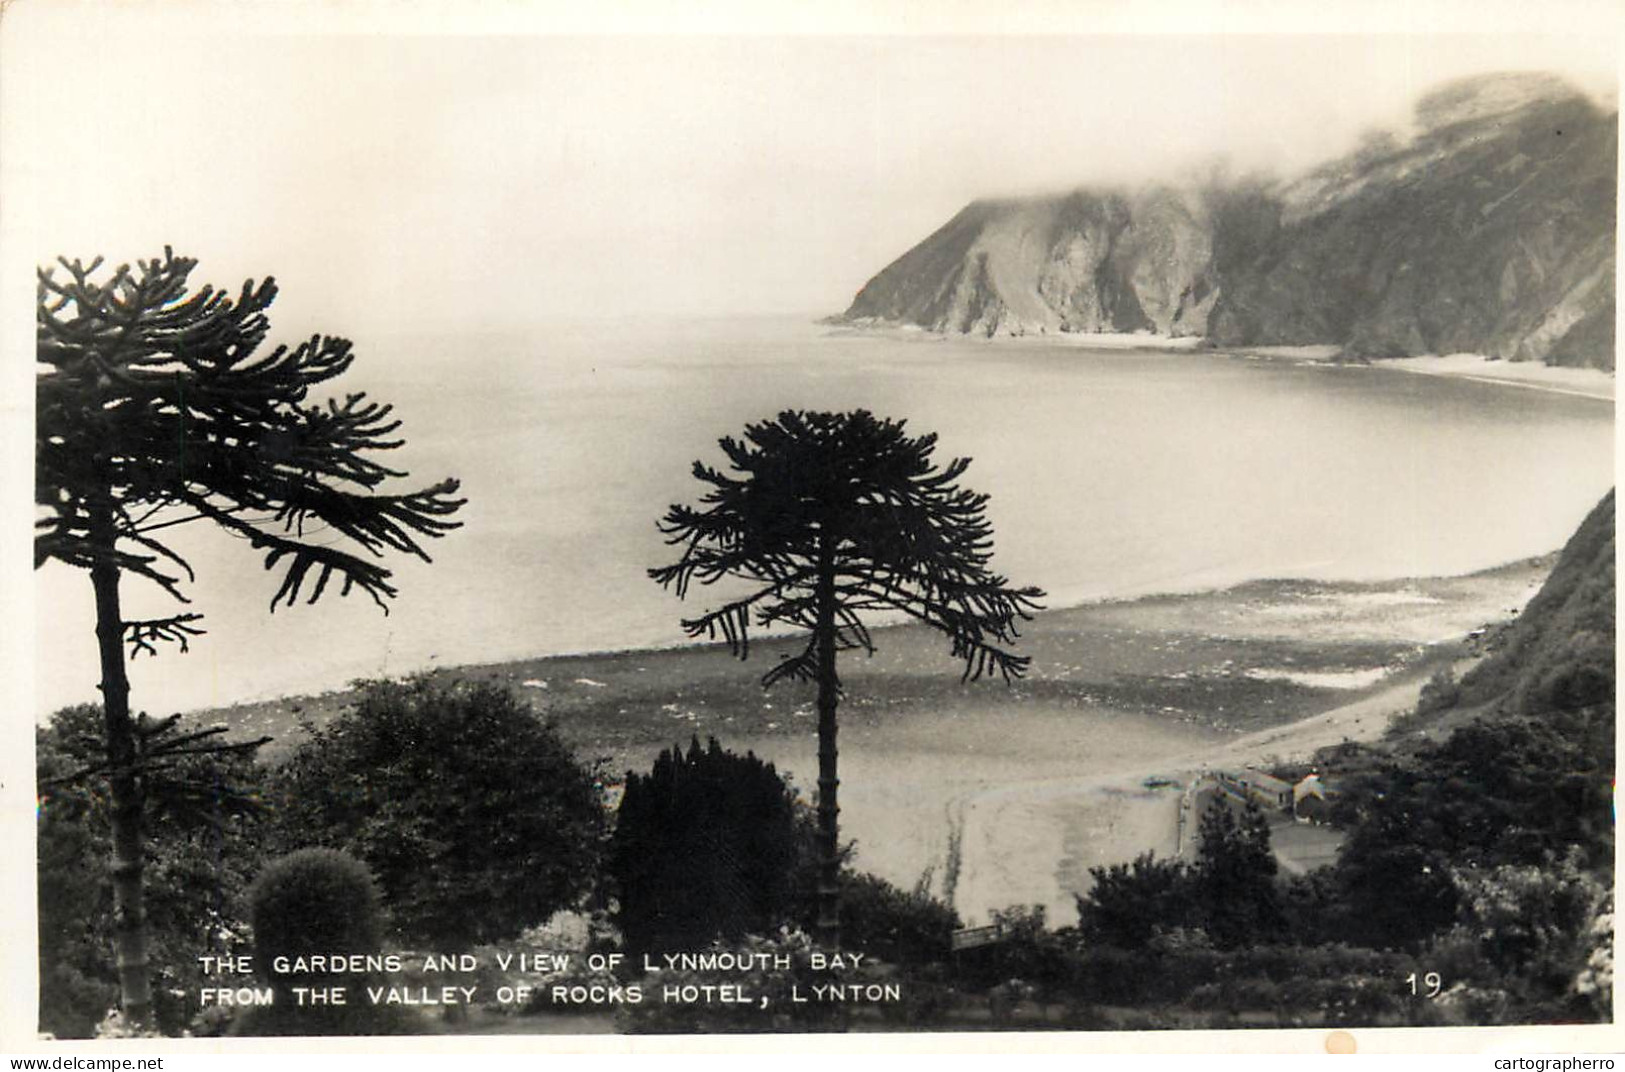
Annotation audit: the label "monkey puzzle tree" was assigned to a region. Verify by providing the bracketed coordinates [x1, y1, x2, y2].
[36, 250, 465, 1028]
[650, 409, 1042, 947]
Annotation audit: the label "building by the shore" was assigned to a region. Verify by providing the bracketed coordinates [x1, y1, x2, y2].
[1215, 768, 1292, 811]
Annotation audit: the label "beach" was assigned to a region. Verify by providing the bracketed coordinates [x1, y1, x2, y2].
[827, 323, 1615, 403]
[213, 554, 1552, 927]
[838, 322, 1616, 402]
[1220, 344, 1615, 401]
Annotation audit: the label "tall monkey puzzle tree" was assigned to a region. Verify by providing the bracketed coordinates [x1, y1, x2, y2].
[35, 250, 465, 1028]
[650, 410, 1042, 947]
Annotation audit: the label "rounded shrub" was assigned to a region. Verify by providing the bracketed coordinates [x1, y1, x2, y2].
[248, 848, 383, 989]
[232, 849, 426, 1036]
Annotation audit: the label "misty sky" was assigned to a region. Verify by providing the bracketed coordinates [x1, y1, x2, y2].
[4, 9, 1616, 344]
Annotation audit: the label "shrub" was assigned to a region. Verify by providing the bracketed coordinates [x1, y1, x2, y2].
[36, 705, 268, 1038]
[1455, 853, 1606, 976]
[1415, 665, 1461, 716]
[1571, 909, 1613, 1021]
[832, 872, 959, 966]
[609, 737, 803, 955]
[1076, 852, 1194, 949]
[1067, 944, 1167, 1005]
[232, 849, 425, 1036]
[872, 962, 959, 1026]
[952, 905, 1069, 998]
[271, 676, 604, 949]
[247, 849, 383, 984]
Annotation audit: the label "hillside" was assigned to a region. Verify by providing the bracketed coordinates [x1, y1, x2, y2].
[839, 72, 1616, 369]
[1457, 488, 1615, 714]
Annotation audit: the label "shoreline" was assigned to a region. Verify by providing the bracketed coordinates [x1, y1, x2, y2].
[823, 320, 1615, 401]
[41, 553, 1549, 726]
[823, 318, 1207, 352]
[195, 552, 1555, 731]
[1226, 345, 1615, 401]
[193, 554, 1554, 925]
[1377, 353, 1615, 401]
[950, 648, 1492, 923]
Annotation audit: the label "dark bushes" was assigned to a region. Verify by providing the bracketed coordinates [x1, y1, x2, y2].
[36, 705, 266, 1038]
[834, 871, 959, 966]
[271, 677, 604, 948]
[609, 737, 803, 956]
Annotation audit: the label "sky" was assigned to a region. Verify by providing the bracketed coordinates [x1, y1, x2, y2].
[2, 5, 1618, 339]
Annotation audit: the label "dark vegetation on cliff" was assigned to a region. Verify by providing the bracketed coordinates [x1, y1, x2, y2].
[1456, 490, 1615, 714]
[842, 72, 1616, 369]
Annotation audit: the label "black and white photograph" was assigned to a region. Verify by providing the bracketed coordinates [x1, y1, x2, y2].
[3, 0, 1619, 1055]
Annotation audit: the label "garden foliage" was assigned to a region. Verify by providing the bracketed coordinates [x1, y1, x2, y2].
[610, 737, 804, 955]
[36, 705, 266, 1038]
[271, 677, 604, 948]
[231, 849, 426, 1036]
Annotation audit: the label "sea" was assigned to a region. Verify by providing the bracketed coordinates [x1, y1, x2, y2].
[32, 316, 1616, 718]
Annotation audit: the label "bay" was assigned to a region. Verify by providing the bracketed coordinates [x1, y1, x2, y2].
[33, 316, 1614, 716]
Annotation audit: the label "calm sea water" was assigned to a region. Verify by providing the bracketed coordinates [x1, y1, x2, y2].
[33, 317, 1615, 715]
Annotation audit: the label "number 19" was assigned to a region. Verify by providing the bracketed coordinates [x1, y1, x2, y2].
[1406, 971, 1442, 998]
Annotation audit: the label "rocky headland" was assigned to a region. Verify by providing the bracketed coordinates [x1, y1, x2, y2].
[838, 72, 1616, 370]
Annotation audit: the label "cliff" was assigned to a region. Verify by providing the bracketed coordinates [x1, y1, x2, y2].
[842, 186, 1223, 339]
[1458, 488, 1615, 715]
[839, 73, 1617, 369]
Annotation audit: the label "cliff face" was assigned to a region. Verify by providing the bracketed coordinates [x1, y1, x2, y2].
[845, 186, 1221, 338]
[840, 73, 1617, 369]
[1458, 488, 1615, 716]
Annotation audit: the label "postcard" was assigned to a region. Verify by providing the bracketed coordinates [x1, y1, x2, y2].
[3, 0, 1619, 1059]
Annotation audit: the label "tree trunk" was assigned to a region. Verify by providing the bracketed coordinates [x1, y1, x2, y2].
[813, 546, 841, 949]
[90, 512, 153, 1030]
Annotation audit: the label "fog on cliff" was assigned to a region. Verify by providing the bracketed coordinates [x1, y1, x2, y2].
[6, 11, 1618, 340]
